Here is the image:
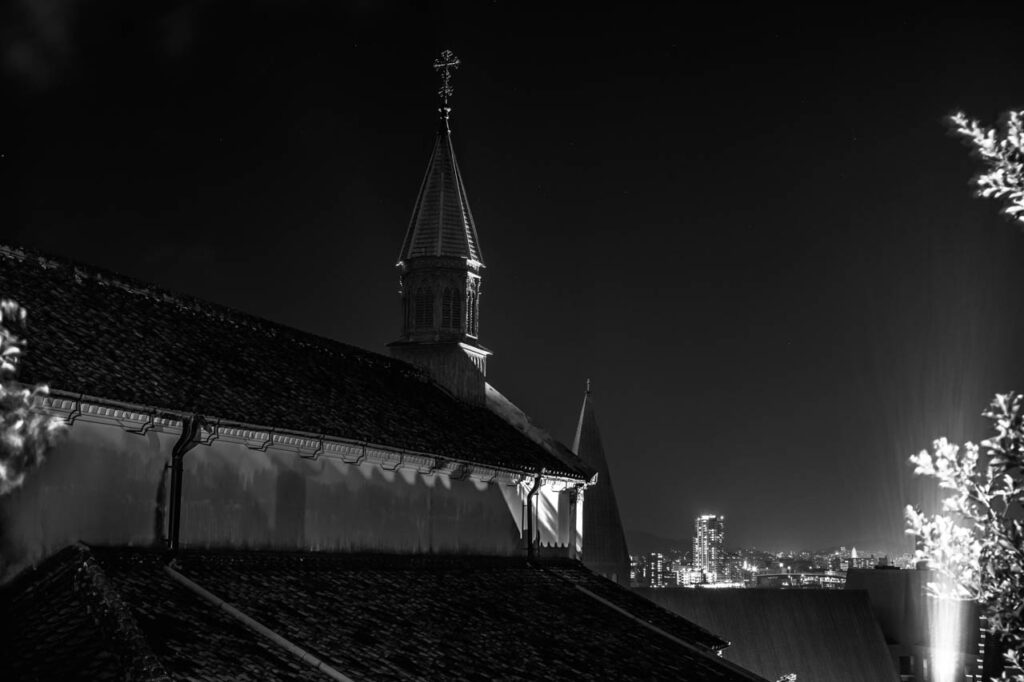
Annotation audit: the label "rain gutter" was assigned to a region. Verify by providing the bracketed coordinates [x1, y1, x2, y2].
[46, 389, 585, 485]
[167, 413, 203, 554]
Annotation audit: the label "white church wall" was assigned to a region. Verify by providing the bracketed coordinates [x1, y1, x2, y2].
[575, 489, 584, 556]
[0, 418, 529, 580]
[0, 420, 165, 578]
[177, 437, 519, 554]
[497, 479, 579, 551]
[536, 485, 562, 546]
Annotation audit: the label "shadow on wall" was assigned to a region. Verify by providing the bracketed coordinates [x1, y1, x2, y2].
[0, 421, 523, 582]
[0, 423, 164, 579]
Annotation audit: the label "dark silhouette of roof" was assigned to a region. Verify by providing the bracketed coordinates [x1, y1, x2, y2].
[0, 243, 581, 478]
[572, 384, 631, 584]
[845, 567, 930, 646]
[398, 125, 483, 264]
[1, 545, 769, 681]
[637, 587, 899, 682]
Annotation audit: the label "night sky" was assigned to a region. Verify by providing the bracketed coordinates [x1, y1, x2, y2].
[4, 2, 1024, 555]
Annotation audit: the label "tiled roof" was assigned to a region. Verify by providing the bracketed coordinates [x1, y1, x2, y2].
[1, 545, 312, 681]
[2, 546, 768, 681]
[0, 243, 581, 478]
[398, 126, 484, 264]
[0, 546, 130, 681]
[545, 564, 729, 651]
[637, 587, 899, 682]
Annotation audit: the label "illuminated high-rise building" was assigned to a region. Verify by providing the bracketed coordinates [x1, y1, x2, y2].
[645, 552, 666, 588]
[693, 514, 725, 583]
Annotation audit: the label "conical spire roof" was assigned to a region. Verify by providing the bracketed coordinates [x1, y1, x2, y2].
[398, 124, 484, 265]
[573, 381, 631, 586]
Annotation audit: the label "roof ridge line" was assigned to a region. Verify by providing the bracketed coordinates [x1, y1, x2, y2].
[72, 544, 173, 681]
[398, 134, 440, 263]
[534, 564, 767, 681]
[446, 131, 484, 264]
[164, 563, 354, 681]
[436, 131, 446, 256]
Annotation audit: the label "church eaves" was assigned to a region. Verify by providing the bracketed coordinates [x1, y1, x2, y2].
[397, 125, 484, 265]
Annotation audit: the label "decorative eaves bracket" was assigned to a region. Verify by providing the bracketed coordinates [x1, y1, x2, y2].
[41, 391, 587, 489]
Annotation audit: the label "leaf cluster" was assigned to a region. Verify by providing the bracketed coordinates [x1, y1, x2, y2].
[950, 111, 1024, 226]
[0, 299, 65, 495]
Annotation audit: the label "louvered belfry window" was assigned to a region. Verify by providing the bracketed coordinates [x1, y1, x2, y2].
[415, 287, 433, 328]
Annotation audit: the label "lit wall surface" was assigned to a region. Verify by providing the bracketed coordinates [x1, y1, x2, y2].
[0, 420, 554, 580]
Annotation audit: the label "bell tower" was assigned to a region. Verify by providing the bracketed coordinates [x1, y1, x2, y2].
[388, 51, 491, 404]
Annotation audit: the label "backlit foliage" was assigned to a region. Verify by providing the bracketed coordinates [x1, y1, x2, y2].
[906, 393, 1024, 681]
[0, 299, 64, 494]
[950, 110, 1024, 226]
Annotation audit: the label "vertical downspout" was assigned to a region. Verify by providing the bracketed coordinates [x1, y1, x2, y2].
[526, 469, 545, 560]
[167, 414, 204, 555]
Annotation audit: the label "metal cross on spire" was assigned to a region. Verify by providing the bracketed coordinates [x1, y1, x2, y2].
[433, 49, 461, 124]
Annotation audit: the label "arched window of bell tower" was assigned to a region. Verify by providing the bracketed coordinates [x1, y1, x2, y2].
[414, 286, 433, 328]
[440, 286, 464, 332]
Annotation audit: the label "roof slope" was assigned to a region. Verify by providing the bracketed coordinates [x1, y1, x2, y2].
[573, 386, 631, 584]
[485, 382, 593, 477]
[398, 126, 483, 263]
[0, 546, 129, 681]
[544, 563, 730, 651]
[2, 546, 768, 681]
[0, 243, 579, 477]
[637, 587, 899, 682]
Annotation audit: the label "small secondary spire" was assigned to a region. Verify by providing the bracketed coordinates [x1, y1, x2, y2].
[433, 49, 461, 127]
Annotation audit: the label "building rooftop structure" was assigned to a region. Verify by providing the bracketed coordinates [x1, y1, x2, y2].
[846, 567, 1001, 682]
[636, 587, 898, 682]
[1, 545, 768, 681]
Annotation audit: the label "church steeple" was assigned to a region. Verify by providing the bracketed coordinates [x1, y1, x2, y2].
[389, 51, 491, 404]
[573, 381, 631, 586]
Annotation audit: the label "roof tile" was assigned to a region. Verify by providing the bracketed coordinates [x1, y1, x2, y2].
[2, 546, 768, 681]
[398, 128, 483, 264]
[0, 244, 581, 478]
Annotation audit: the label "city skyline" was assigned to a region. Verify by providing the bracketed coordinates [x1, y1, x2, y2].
[5, 3, 1024, 554]
[627, 516, 901, 558]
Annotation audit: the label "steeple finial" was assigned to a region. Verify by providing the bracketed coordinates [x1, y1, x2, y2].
[586, 378, 591, 395]
[433, 49, 461, 127]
